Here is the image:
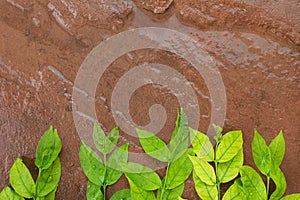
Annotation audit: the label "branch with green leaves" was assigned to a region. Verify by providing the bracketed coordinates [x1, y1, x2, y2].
[79, 122, 129, 200]
[79, 109, 299, 200]
[0, 126, 62, 200]
[123, 109, 193, 200]
[189, 125, 243, 200]
[224, 130, 300, 200]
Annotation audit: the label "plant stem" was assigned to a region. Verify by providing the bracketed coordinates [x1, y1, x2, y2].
[103, 184, 107, 200]
[34, 169, 43, 200]
[267, 176, 270, 198]
[103, 154, 107, 200]
[160, 162, 170, 200]
[214, 140, 221, 200]
[214, 159, 221, 200]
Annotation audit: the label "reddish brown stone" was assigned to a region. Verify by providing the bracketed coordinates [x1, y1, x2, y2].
[0, 0, 299, 199]
[174, 0, 300, 47]
[134, 0, 174, 14]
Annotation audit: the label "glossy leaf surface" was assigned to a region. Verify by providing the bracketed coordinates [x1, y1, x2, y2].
[79, 142, 105, 186]
[190, 128, 214, 161]
[216, 131, 243, 163]
[252, 130, 271, 175]
[10, 158, 35, 198]
[35, 127, 62, 170]
[36, 158, 61, 197]
[137, 129, 170, 162]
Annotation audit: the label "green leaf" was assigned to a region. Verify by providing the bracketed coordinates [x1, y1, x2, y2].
[86, 181, 103, 200]
[171, 108, 187, 140]
[9, 158, 36, 198]
[217, 149, 243, 183]
[193, 172, 217, 200]
[93, 122, 106, 154]
[128, 179, 156, 200]
[252, 130, 271, 175]
[79, 141, 105, 186]
[137, 129, 170, 162]
[239, 165, 267, 200]
[190, 128, 214, 161]
[110, 189, 131, 200]
[269, 131, 285, 168]
[169, 109, 189, 161]
[35, 126, 62, 170]
[269, 166, 286, 200]
[93, 123, 119, 155]
[189, 156, 216, 185]
[166, 149, 193, 189]
[36, 189, 56, 200]
[281, 194, 300, 200]
[213, 124, 223, 143]
[123, 162, 162, 191]
[216, 130, 243, 163]
[222, 180, 245, 200]
[106, 143, 129, 185]
[178, 197, 187, 200]
[0, 186, 24, 200]
[157, 181, 184, 200]
[36, 158, 61, 197]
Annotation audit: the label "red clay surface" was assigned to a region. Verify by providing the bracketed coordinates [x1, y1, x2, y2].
[0, 0, 299, 199]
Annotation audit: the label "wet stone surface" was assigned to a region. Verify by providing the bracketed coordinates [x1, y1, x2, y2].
[0, 0, 299, 199]
[48, 0, 133, 33]
[174, 0, 300, 47]
[134, 0, 174, 14]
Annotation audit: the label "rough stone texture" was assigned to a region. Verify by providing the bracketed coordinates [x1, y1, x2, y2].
[133, 0, 173, 14]
[174, 0, 300, 47]
[242, 0, 300, 30]
[47, 0, 133, 35]
[4, 0, 33, 11]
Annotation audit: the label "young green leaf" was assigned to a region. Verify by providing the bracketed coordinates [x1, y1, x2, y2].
[110, 189, 131, 200]
[239, 165, 267, 200]
[106, 143, 129, 185]
[123, 162, 162, 191]
[36, 188, 56, 200]
[137, 129, 170, 162]
[105, 126, 120, 154]
[157, 182, 184, 200]
[171, 108, 187, 140]
[35, 127, 62, 170]
[217, 149, 243, 183]
[280, 194, 300, 200]
[189, 156, 216, 185]
[93, 123, 119, 155]
[169, 109, 189, 161]
[269, 166, 286, 200]
[0, 186, 24, 200]
[190, 128, 214, 161]
[9, 158, 36, 198]
[269, 131, 285, 168]
[222, 180, 245, 200]
[79, 141, 105, 186]
[252, 130, 271, 175]
[93, 122, 106, 154]
[165, 149, 193, 189]
[193, 172, 218, 200]
[213, 124, 223, 143]
[86, 181, 103, 200]
[216, 130, 243, 163]
[36, 158, 61, 197]
[128, 179, 156, 200]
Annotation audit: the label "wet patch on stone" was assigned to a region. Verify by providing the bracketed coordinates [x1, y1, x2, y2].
[134, 0, 173, 14]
